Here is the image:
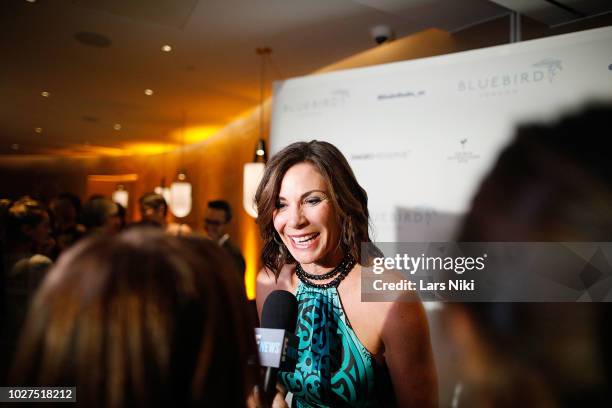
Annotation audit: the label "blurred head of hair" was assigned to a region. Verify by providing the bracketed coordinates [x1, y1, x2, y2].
[207, 200, 232, 222]
[139, 193, 168, 226]
[81, 197, 121, 235]
[49, 193, 82, 227]
[11, 228, 257, 407]
[451, 103, 612, 406]
[5, 196, 50, 250]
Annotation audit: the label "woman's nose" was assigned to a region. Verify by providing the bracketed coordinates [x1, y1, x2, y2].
[287, 204, 306, 228]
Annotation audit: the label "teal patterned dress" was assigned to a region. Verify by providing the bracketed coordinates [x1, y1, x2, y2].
[279, 282, 393, 407]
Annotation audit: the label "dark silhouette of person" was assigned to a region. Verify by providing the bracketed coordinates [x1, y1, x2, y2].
[204, 200, 246, 282]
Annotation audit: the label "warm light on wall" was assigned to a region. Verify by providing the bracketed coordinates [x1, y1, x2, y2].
[44, 145, 127, 157]
[243, 219, 259, 300]
[122, 143, 177, 155]
[43, 142, 181, 157]
[88, 174, 139, 182]
[170, 125, 221, 144]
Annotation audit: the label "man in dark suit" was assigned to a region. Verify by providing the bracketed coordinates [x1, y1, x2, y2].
[204, 200, 246, 282]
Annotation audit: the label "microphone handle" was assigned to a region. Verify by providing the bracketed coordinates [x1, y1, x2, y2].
[263, 367, 279, 406]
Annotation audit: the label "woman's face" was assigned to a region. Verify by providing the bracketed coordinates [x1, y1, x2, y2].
[273, 162, 342, 267]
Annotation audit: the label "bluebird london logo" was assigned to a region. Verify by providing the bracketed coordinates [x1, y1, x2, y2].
[457, 58, 563, 96]
[533, 58, 563, 83]
[448, 137, 480, 164]
[282, 89, 350, 114]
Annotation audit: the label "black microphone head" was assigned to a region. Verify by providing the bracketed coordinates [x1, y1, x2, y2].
[261, 290, 298, 333]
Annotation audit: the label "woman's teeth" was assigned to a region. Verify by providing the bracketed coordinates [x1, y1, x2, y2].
[291, 233, 318, 246]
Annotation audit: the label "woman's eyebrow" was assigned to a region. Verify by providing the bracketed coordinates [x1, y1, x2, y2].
[277, 190, 327, 202]
[300, 190, 327, 200]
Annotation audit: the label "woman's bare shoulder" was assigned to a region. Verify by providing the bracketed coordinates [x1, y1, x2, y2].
[256, 264, 297, 318]
[256, 264, 296, 291]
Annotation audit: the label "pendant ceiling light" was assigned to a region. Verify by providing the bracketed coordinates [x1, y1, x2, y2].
[243, 47, 271, 218]
[170, 111, 192, 218]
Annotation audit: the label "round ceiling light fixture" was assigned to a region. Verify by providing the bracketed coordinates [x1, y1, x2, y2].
[113, 123, 122, 130]
[144, 89, 154, 96]
[41, 91, 50, 97]
[35, 127, 42, 133]
[161, 44, 172, 52]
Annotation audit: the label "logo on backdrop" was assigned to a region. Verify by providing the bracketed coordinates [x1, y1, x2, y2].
[281, 89, 350, 115]
[457, 58, 563, 97]
[372, 206, 439, 226]
[377, 90, 426, 100]
[532, 58, 563, 82]
[447, 138, 480, 164]
[351, 150, 410, 161]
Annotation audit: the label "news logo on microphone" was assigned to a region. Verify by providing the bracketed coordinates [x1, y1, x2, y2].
[255, 327, 297, 371]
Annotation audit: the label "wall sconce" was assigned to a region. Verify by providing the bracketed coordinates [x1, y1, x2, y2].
[170, 172, 192, 218]
[170, 111, 192, 218]
[112, 184, 129, 208]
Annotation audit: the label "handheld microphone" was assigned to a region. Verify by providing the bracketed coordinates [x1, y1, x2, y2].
[256, 290, 298, 406]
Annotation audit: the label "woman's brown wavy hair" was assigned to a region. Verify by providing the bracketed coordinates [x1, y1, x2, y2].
[255, 140, 382, 279]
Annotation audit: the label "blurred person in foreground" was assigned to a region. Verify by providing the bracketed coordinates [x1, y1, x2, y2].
[446, 103, 612, 407]
[255, 141, 437, 407]
[10, 228, 258, 407]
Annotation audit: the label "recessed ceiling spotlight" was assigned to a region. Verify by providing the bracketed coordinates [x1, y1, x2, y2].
[35, 127, 42, 133]
[41, 91, 50, 97]
[144, 89, 154, 96]
[161, 44, 172, 52]
[113, 123, 122, 130]
[11, 143, 20, 150]
[26, 0, 36, 3]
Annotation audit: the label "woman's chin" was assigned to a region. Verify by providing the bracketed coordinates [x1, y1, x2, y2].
[291, 253, 318, 265]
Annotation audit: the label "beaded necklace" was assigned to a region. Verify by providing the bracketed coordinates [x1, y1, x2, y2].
[295, 254, 356, 289]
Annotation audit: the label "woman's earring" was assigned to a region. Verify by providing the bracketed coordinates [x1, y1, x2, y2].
[342, 217, 353, 247]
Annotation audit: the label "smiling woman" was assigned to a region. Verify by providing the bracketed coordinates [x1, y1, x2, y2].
[254, 141, 437, 407]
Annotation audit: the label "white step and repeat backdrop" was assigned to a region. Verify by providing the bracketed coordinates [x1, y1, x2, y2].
[270, 26, 612, 243]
